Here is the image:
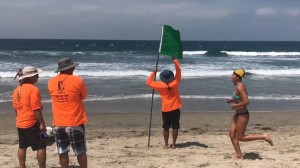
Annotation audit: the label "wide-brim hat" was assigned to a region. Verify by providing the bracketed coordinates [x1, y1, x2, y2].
[159, 69, 175, 83]
[55, 58, 79, 73]
[19, 66, 43, 80]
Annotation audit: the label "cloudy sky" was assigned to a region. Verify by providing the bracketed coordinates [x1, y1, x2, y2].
[0, 0, 300, 41]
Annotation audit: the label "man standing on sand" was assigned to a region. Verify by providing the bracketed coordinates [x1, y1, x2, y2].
[146, 58, 182, 149]
[12, 66, 47, 168]
[48, 58, 88, 168]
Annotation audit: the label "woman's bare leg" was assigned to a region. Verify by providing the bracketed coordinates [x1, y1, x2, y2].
[236, 115, 273, 146]
[229, 115, 243, 159]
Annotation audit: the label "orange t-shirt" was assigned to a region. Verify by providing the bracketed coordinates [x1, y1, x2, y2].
[12, 83, 42, 128]
[146, 59, 182, 112]
[48, 74, 88, 126]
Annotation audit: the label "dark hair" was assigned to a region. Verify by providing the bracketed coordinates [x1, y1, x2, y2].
[234, 72, 242, 81]
[20, 74, 38, 85]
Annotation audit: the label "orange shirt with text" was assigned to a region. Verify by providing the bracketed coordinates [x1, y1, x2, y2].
[48, 74, 87, 126]
[12, 83, 42, 128]
[146, 59, 182, 112]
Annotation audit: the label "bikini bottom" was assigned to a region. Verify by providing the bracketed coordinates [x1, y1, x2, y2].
[235, 111, 249, 118]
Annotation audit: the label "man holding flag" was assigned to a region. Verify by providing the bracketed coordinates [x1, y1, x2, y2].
[146, 25, 183, 149]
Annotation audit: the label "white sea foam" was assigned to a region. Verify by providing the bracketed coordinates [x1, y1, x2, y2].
[87, 94, 154, 101]
[47, 94, 300, 101]
[49, 94, 300, 101]
[2, 68, 300, 78]
[221, 51, 300, 56]
[182, 95, 300, 100]
[183, 51, 207, 55]
[75, 70, 150, 77]
[249, 69, 300, 76]
[2, 50, 300, 59]
[0, 51, 13, 56]
[182, 70, 233, 77]
[249, 95, 300, 100]
[1, 94, 299, 103]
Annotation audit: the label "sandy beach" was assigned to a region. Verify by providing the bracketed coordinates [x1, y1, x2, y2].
[1, 111, 300, 168]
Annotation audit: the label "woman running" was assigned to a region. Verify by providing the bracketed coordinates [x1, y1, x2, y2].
[226, 69, 273, 160]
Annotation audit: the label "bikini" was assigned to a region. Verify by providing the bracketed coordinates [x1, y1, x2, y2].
[232, 92, 249, 118]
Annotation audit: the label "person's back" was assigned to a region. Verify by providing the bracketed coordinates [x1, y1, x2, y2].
[48, 74, 87, 126]
[150, 81, 181, 112]
[12, 66, 46, 168]
[146, 58, 182, 112]
[146, 58, 182, 149]
[13, 83, 41, 128]
[48, 57, 88, 168]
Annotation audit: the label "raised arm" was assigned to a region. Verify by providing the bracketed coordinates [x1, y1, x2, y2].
[173, 59, 181, 82]
[146, 70, 156, 86]
[146, 70, 159, 88]
[146, 70, 166, 89]
[167, 59, 181, 88]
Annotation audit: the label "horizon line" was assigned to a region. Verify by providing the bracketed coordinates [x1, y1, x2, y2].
[0, 38, 299, 42]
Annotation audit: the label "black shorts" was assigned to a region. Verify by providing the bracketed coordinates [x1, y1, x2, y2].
[17, 122, 46, 151]
[162, 108, 180, 129]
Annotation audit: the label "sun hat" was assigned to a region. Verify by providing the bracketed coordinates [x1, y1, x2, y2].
[159, 69, 175, 83]
[18, 66, 43, 80]
[234, 69, 246, 78]
[55, 58, 79, 73]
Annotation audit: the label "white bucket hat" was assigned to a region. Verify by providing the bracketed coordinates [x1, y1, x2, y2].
[19, 66, 43, 80]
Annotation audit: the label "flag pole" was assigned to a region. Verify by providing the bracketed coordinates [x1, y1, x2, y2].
[147, 52, 160, 148]
[148, 25, 164, 148]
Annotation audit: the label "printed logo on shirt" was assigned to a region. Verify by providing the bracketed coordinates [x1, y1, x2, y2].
[17, 86, 23, 110]
[16, 90, 23, 110]
[56, 81, 69, 103]
[167, 88, 175, 98]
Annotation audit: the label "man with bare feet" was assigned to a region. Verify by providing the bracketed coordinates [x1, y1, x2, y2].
[146, 58, 182, 149]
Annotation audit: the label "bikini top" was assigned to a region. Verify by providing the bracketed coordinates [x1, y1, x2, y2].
[232, 92, 241, 101]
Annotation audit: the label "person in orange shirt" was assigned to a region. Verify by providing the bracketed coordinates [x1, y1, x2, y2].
[48, 58, 88, 168]
[146, 58, 182, 149]
[12, 66, 47, 168]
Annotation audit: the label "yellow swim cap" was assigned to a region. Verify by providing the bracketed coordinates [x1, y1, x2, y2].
[234, 69, 245, 78]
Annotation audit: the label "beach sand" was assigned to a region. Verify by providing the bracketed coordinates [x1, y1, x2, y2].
[1, 111, 300, 168]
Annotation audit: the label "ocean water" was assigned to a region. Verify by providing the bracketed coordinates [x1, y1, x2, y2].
[1, 39, 300, 113]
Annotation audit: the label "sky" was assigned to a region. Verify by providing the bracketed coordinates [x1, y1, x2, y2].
[0, 0, 300, 41]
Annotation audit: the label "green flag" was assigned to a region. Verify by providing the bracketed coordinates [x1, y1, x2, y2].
[159, 25, 183, 59]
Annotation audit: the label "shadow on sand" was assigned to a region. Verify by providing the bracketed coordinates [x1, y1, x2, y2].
[175, 141, 208, 148]
[51, 166, 80, 168]
[243, 152, 263, 160]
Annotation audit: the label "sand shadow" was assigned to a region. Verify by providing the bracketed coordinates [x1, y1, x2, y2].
[175, 141, 208, 148]
[51, 166, 80, 168]
[243, 152, 263, 160]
